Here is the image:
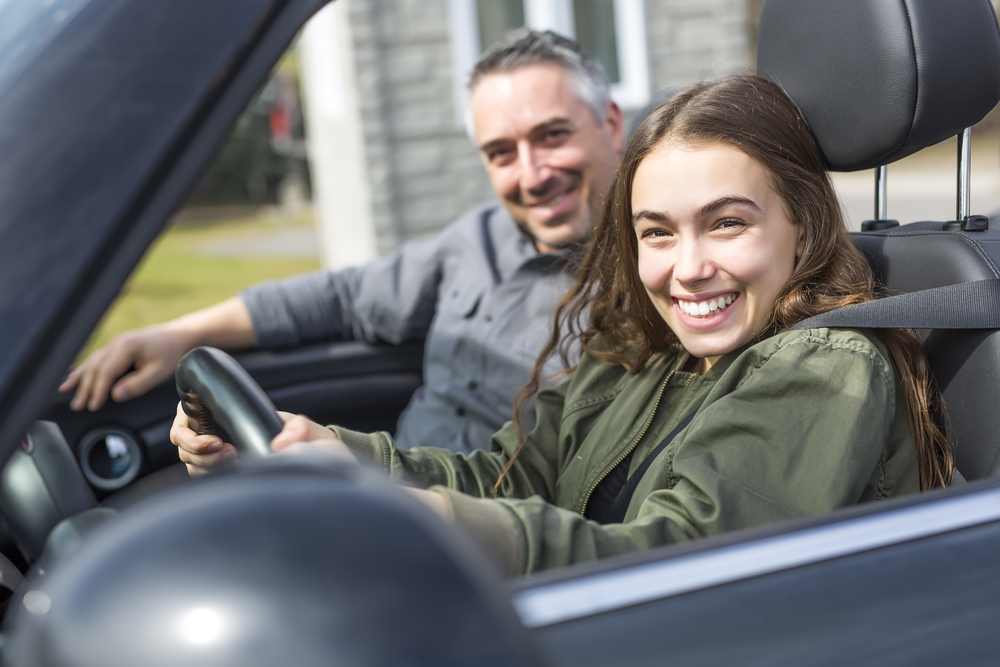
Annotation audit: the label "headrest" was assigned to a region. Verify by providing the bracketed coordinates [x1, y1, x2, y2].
[757, 0, 1000, 171]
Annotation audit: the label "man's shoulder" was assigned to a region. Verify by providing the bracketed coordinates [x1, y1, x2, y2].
[384, 202, 511, 259]
[427, 202, 533, 263]
[439, 201, 517, 235]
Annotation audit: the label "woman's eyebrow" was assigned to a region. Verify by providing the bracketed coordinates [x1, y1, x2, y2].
[698, 195, 762, 217]
[632, 209, 670, 226]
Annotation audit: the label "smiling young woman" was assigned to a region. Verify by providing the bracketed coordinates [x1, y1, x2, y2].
[175, 75, 952, 577]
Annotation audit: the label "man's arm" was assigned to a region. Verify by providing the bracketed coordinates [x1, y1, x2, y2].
[59, 297, 255, 411]
[62, 208, 475, 412]
[242, 235, 445, 350]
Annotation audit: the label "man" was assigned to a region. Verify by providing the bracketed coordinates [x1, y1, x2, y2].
[61, 29, 624, 455]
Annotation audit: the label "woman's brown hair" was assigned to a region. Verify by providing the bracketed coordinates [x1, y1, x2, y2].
[496, 74, 951, 493]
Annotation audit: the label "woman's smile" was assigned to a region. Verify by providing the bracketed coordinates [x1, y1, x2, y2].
[675, 292, 737, 320]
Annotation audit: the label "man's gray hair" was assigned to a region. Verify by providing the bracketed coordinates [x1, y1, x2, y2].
[466, 28, 611, 138]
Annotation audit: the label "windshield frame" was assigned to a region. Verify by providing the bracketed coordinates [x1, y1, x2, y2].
[0, 0, 91, 99]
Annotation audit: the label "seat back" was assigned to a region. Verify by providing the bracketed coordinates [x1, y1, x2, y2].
[758, 0, 1000, 479]
[853, 231, 1000, 479]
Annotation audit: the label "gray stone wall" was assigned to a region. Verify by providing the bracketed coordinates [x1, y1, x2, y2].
[646, 0, 751, 92]
[345, 0, 753, 255]
[347, 0, 494, 255]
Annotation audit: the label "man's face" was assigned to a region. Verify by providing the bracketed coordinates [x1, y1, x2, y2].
[470, 63, 624, 253]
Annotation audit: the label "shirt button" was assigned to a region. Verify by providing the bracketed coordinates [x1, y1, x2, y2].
[456, 407, 466, 417]
[484, 314, 493, 322]
[468, 380, 478, 390]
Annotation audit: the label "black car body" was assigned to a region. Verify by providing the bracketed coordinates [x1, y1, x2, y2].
[1, 0, 1000, 665]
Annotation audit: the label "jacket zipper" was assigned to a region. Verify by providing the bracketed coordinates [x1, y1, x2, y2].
[580, 369, 695, 517]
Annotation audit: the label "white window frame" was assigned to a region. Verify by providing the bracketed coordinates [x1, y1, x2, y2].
[448, 0, 650, 129]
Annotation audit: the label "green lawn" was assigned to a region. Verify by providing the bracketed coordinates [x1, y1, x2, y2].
[80, 209, 322, 359]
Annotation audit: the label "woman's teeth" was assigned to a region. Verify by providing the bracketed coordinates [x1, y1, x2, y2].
[678, 295, 735, 317]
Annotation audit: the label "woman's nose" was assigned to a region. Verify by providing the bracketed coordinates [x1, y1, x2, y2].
[673, 239, 715, 285]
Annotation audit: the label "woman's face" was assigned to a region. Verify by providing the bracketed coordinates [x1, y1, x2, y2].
[632, 141, 804, 368]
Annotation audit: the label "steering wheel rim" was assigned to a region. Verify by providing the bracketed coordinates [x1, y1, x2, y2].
[175, 347, 283, 460]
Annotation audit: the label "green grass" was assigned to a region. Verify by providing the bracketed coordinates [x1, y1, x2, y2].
[80, 208, 322, 359]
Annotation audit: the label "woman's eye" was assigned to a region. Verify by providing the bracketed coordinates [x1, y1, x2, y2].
[640, 228, 670, 239]
[715, 219, 745, 231]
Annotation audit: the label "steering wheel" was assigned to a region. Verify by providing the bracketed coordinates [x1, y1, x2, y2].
[175, 347, 284, 461]
[0, 348, 280, 570]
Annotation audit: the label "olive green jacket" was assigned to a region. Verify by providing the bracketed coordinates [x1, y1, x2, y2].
[333, 328, 919, 576]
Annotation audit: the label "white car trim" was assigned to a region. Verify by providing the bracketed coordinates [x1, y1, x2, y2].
[514, 488, 1000, 627]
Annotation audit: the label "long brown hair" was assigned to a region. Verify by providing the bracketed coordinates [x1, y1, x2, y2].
[497, 74, 951, 493]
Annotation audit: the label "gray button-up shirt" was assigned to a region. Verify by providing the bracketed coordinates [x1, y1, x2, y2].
[240, 203, 578, 453]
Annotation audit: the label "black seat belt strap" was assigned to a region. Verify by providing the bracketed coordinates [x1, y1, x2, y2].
[790, 279, 1000, 330]
[600, 411, 697, 525]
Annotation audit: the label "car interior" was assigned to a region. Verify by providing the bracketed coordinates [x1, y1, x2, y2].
[3, 0, 1000, 665]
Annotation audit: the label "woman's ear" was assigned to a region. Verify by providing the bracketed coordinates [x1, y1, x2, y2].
[795, 227, 806, 261]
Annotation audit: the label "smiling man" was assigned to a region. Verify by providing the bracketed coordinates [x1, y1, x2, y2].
[470, 54, 620, 254]
[61, 29, 624, 455]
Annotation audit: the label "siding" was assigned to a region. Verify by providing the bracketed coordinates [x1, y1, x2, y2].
[344, 0, 752, 254]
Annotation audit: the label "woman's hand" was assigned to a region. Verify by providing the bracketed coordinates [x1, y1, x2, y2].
[170, 402, 237, 476]
[171, 406, 358, 476]
[401, 487, 453, 523]
[270, 413, 357, 462]
[269, 415, 449, 521]
[170, 406, 449, 523]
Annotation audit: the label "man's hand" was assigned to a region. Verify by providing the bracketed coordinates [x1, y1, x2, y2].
[59, 297, 256, 412]
[60, 327, 195, 412]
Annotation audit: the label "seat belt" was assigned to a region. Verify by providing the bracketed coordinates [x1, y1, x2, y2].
[790, 279, 1000, 330]
[599, 411, 697, 525]
[603, 278, 1000, 524]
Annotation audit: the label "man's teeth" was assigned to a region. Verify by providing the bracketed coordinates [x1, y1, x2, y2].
[533, 191, 569, 208]
[678, 295, 734, 317]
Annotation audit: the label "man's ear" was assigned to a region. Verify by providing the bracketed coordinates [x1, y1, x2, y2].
[606, 100, 625, 153]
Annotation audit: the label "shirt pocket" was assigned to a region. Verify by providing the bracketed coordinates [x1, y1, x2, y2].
[442, 282, 484, 320]
[426, 282, 486, 365]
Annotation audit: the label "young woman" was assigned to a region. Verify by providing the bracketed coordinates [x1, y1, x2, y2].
[173, 75, 952, 577]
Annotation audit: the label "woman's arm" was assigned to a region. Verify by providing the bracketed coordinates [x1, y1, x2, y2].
[330, 377, 574, 501]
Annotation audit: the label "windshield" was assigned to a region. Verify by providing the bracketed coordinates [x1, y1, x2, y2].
[0, 0, 91, 96]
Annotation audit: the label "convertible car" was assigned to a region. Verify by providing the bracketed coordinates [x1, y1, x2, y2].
[1, 0, 1000, 665]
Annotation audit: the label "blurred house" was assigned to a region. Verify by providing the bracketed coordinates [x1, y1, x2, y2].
[299, 0, 754, 269]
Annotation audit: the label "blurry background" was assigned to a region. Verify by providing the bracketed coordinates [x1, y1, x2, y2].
[83, 0, 1000, 354]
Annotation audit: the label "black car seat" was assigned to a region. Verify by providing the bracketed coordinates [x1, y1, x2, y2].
[757, 0, 1000, 479]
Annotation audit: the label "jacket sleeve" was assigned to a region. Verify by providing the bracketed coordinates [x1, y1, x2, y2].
[448, 331, 906, 575]
[332, 377, 571, 501]
[240, 233, 445, 349]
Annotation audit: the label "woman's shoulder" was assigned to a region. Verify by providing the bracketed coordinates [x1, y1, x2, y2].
[564, 333, 682, 405]
[741, 327, 896, 384]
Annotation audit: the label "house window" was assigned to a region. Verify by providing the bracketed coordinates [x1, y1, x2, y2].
[448, 0, 649, 127]
[476, 0, 525, 53]
[573, 0, 620, 83]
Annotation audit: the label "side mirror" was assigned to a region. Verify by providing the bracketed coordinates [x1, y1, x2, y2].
[4, 456, 544, 667]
